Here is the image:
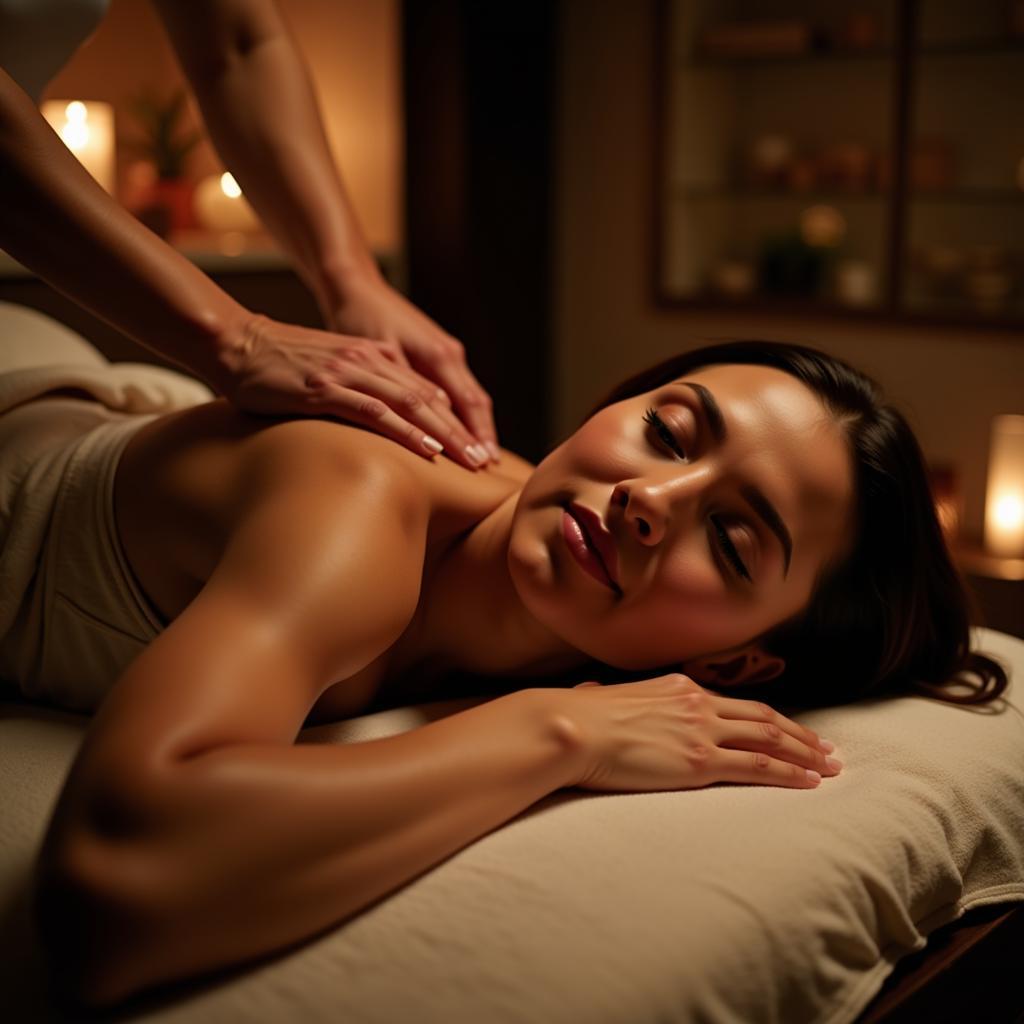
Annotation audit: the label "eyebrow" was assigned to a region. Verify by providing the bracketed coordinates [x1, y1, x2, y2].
[673, 380, 794, 578]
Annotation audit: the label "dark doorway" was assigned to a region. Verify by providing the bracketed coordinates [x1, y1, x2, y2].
[402, 1, 557, 461]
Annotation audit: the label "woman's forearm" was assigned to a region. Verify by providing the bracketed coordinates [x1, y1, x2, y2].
[0, 66, 248, 389]
[36, 690, 582, 1007]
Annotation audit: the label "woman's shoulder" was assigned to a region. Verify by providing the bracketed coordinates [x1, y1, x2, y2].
[489, 447, 535, 485]
[239, 411, 420, 486]
[117, 400, 425, 589]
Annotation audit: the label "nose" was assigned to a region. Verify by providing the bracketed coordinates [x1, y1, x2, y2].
[611, 468, 706, 546]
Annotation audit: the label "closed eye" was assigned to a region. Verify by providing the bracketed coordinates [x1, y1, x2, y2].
[643, 407, 752, 584]
[642, 407, 686, 459]
[710, 516, 753, 583]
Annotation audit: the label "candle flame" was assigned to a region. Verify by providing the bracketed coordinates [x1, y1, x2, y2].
[993, 493, 1024, 531]
[220, 172, 242, 198]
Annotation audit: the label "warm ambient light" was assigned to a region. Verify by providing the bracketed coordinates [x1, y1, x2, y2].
[220, 172, 242, 198]
[40, 99, 116, 194]
[984, 414, 1024, 558]
[193, 171, 259, 232]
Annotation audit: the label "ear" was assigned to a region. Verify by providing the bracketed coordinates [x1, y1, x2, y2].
[680, 643, 785, 689]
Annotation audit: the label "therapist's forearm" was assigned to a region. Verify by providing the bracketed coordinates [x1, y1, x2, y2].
[0, 67, 248, 390]
[189, 32, 380, 313]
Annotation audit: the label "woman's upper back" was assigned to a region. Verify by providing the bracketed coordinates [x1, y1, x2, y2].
[114, 399, 533, 629]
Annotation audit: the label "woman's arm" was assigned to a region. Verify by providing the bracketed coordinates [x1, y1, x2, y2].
[33, 453, 579, 1008]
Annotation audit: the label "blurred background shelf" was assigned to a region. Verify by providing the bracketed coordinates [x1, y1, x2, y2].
[656, 0, 1024, 327]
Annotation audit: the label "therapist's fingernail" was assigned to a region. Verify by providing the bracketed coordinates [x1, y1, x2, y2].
[819, 739, 835, 754]
[464, 444, 485, 466]
[423, 436, 444, 455]
[825, 756, 843, 773]
[485, 441, 501, 462]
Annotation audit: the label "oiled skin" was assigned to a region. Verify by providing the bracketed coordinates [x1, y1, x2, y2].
[33, 364, 850, 1005]
[33, 400, 579, 1008]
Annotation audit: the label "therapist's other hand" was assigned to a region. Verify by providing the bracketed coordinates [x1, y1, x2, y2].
[545, 673, 840, 794]
[215, 312, 492, 470]
[323, 271, 500, 463]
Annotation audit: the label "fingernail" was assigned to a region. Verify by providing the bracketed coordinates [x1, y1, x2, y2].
[818, 739, 835, 754]
[473, 444, 491, 464]
[464, 444, 484, 466]
[825, 756, 843, 772]
[485, 441, 501, 462]
[423, 435, 444, 455]
[805, 770, 822, 785]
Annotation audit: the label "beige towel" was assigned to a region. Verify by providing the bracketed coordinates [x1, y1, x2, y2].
[0, 302, 212, 693]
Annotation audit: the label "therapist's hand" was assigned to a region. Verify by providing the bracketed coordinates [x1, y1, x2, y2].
[215, 312, 492, 470]
[322, 270, 500, 462]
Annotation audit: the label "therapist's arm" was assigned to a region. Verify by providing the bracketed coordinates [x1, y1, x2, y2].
[151, 0, 500, 458]
[0, 63, 487, 466]
[0, 63, 247, 387]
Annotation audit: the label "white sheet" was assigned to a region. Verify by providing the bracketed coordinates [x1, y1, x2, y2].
[1, 627, 1022, 1023]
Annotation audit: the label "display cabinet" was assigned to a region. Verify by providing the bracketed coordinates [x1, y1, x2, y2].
[655, 0, 1024, 326]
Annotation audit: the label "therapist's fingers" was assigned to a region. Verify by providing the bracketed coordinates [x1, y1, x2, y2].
[361, 355, 491, 469]
[307, 368, 489, 469]
[423, 340, 499, 460]
[396, 329, 498, 456]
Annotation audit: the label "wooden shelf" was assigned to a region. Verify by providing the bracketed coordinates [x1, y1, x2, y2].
[918, 38, 1024, 57]
[677, 187, 887, 202]
[655, 1, 1024, 333]
[689, 48, 893, 68]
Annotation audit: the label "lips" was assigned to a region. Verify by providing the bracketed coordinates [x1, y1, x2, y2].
[563, 502, 621, 592]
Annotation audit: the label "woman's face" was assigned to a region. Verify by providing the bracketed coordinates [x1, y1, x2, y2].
[507, 363, 856, 670]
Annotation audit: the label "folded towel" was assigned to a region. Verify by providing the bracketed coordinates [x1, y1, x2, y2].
[0, 301, 213, 416]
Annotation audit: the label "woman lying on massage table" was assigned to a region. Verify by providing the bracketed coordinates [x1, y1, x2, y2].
[19, 339, 1005, 1008]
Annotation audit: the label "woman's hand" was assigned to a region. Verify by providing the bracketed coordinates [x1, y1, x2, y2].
[321, 271, 500, 462]
[551, 673, 841, 793]
[214, 311, 493, 470]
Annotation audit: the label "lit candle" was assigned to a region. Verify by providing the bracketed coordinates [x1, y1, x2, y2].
[984, 414, 1024, 558]
[194, 172, 259, 232]
[40, 100, 116, 194]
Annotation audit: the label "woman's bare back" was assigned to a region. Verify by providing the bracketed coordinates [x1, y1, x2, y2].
[112, 398, 534, 719]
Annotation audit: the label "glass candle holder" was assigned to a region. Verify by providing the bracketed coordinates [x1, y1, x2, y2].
[984, 415, 1024, 558]
[40, 100, 116, 194]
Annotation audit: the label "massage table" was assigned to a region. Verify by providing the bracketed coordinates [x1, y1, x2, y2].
[1, 626, 1022, 1023]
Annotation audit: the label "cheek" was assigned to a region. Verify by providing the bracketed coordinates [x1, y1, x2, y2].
[548, 405, 642, 484]
[611, 560, 731, 666]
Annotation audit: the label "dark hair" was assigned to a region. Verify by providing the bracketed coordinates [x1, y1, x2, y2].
[582, 340, 1007, 710]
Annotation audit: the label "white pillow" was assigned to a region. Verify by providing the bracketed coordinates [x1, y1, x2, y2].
[1, 627, 1022, 1023]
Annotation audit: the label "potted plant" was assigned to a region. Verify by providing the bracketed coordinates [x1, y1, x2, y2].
[123, 87, 203, 237]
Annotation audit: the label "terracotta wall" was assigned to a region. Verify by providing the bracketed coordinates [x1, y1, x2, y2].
[553, 0, 1024, 542]
[43, 0, 401, 253]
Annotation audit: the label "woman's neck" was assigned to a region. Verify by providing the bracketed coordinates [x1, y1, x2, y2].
[411, 489, 591, 681]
